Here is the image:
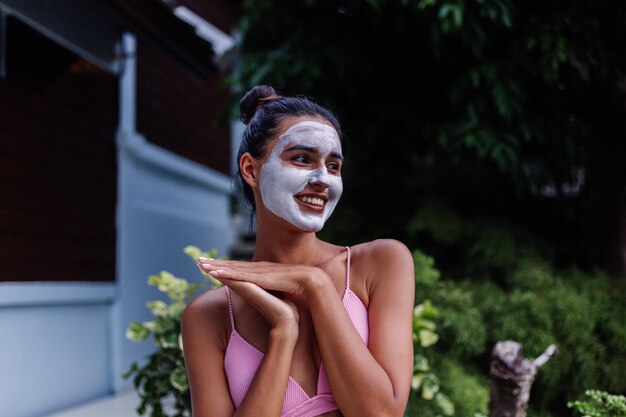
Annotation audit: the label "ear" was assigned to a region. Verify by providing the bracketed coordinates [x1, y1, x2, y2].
[240, 152, 260, 189]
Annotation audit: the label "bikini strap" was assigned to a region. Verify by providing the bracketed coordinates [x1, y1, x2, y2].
[345, 246, 352, 291]
[224, 286, 236, 332]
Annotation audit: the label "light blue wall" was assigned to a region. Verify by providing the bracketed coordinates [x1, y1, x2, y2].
[0, 304, 111, 417]
[111, 132, 235, 393]
[0, 284, 116, 417]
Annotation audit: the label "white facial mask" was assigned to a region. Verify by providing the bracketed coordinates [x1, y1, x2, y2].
[259, 120, 343, 232]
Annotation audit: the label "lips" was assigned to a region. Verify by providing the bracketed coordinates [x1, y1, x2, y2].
[295, 194, 327, 211]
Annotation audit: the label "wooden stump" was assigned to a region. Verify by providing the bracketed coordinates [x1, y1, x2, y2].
[488, 341, 557, 417]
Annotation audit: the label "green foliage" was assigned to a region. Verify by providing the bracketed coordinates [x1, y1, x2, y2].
[235, 0, 626, 205]
[410, 201, 626, 415]
[413, 248, 442, 287]
[437, 359, 489, 417]
[408, 200, 463, 245]
[404, 248, 454, 416]
[123, 246, 218, 417]
[568, 390, 626, 417]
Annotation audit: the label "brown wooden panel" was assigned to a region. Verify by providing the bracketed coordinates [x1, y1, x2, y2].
[0, 259, 114, 282]
[0, 208, 115, 241]
[0, 156, 115, 200]
[0, 236, 114, 260]
[0, 181, 113, 222]
[0, 115, 114, 161]
[0, 17, 117, 282]
[136, 40, 232, 175]
[0, 131, 115, 182]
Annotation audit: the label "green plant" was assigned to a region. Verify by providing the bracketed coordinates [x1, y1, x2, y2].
[407, 200, 626, 415]
[568, 390, 626, 417]
[410, 249, 454, 417]
[123, 246, 219, 417]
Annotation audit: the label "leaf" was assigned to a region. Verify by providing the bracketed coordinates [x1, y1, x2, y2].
[121, 362, 139, 380]
[126, 322, 150, 342]
[178, 333, 184, 352]
[412, 373, 425, 390]
[170, 368, 189, 392]
[418, 0, 438, 9]
[435, 392, 456, 415]
[414, 299, 440, 319]
[183, 245, 202, 260]
[414, 354, 431, 372]
[146, 300, 168, 317]
[421, 375, 440, 400]
[157, 332, 180, 349]
[419, 329, 440, 347]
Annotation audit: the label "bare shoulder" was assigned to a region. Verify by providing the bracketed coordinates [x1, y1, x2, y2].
[351, 239, 414, 296]
[182, 287, 230, 349]
[353, 239, 413, 271]
[184, 286, 228, 319]
[357, 238, 411, 256]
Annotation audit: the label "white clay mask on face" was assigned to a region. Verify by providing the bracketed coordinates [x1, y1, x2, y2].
[259, 120, 343, 232]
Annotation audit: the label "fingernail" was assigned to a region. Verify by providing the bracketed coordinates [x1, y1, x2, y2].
[210, 270, 224, 276]
[198, 257, 214, 261]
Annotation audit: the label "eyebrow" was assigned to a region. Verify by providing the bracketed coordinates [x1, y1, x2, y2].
[284, 144, 344, 161]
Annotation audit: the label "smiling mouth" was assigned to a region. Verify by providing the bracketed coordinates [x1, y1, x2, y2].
[295, 195, 326, 210]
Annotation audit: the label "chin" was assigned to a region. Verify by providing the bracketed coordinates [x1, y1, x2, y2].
[293, 222, 324, 233]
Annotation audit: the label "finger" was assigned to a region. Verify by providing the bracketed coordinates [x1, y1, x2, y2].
[223, 280, 297, 325]
[198, 262, 295, 279]
[198, 258, 255, 267]
[207, 268, 263, 284]
[198, 259, 279, 270]
[208, 269, 292, 290]
[198, 262, 255, 275]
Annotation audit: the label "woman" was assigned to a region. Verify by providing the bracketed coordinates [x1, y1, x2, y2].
[182, 85, 415, 417]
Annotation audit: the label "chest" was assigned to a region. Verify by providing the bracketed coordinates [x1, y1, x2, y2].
[223, 290, 369, 413]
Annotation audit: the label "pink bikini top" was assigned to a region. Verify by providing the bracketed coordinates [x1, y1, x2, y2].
[223, 247, 369, 417]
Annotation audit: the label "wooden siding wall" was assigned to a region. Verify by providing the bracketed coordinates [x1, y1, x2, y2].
[0, 17, 117, 282]
[136, 0, 240, 176]
[136, 44, 232, 175]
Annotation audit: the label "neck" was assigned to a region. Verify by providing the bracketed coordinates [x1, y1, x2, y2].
[252, 214, 326, 265]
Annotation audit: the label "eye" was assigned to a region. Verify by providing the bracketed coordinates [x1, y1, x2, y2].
[292, 155, 310, 164]
[327, 161, 341, 173]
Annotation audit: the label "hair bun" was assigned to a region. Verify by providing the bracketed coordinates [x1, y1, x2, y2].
[239, 85, 280, 124]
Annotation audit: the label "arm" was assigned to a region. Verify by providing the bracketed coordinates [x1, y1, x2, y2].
[308, 240, 415, 417]
[182, 282, 299, 417]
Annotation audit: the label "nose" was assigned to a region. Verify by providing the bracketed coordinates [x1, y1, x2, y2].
[308, 167, 330, 188]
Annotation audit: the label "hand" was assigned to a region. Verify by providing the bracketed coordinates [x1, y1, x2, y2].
[217, 276, 299, 332]
[198, 258, 326, 297]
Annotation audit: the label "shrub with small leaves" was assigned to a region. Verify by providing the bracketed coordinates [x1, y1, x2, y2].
[123, 246, 219, 417]
[410, 249, 455, 417]
[568, 390, 626, 417]
[407, 200, 626, 416]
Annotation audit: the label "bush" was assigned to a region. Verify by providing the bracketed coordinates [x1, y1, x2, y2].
[123, 246, 219, 417]
[407, 199, 626, 416]
[568, 390, 626, 417]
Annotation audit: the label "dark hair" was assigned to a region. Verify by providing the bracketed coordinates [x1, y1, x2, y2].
[236, 85, 343, 216]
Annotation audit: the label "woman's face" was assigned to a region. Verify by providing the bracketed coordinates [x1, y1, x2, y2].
[258, 117, 343, 232]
